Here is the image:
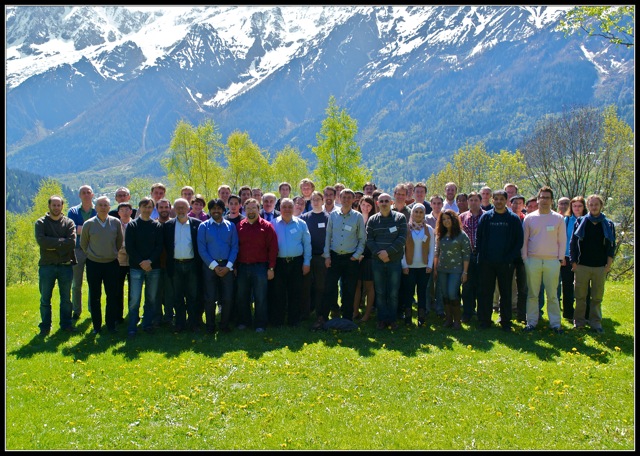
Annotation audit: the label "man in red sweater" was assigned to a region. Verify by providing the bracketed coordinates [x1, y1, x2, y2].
[235, 198, 278, 332]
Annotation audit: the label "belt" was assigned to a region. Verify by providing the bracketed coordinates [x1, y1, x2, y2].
[174, 258, 193, 263]
[278, 255, 302, 263]
[331, 250, 354, 258]
[59, 262, 72, 266]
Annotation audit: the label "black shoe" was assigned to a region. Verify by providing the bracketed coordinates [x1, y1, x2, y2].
[552, 327, 564, 335]
[479, 321, 492, 329]
[522, 324, 536, 332]
[39, 328, 50, 337]
[72, 313, 80, 321]
[376, 321, 386, 330]
[61, 326, 76, 333]
[501, 325, 513, 332]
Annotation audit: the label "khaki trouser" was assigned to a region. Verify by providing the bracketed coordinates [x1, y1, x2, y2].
[573, 265, 606, 329]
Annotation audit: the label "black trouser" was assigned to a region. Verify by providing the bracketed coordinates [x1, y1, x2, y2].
[461, 255, 480, 319]
[171, 260, 198, 330]
[85, 258, 120, 332]
[321, 251, 358, 320]
[514, 257, 528, 320]
[116, 265, 130, 321]
[273, 256, 304, 326]
[302, 254, 327, 319]
[478, 261, 515, 327]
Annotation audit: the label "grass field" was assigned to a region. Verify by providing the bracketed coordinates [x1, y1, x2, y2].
[5, 280, 635, 450]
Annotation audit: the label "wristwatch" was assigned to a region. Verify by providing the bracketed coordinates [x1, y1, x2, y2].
[268, 268, 274, 271]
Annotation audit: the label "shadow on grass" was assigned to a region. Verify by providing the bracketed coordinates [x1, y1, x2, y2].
[9, 313, 633, 365]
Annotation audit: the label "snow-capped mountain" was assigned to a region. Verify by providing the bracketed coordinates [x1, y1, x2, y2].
[5, 6, 634, 189]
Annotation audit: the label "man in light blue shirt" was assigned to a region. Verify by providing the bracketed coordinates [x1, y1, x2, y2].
[271, 198, 312, 326]
[314, 189, 366, 329]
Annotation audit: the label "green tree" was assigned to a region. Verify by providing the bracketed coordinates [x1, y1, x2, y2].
[311, 95, 371, 189]
[162, 119, 225, 198]
[6, 179, 64, 284]
[224, 131, 271, 192]
[270, 145, 310, 195]
[126, 177, 155, 206]
[557, 6, 634, 47]
[486, 149, 528, 195]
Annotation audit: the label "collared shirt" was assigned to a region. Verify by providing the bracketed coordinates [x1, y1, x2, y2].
[443, 200, 459, 213]
[197, 217, 238, 269]
[323, 209, 366, 258]
[67, 204, 96, 247]
[273, 215, 312, 266]
[174, 217, 194, 260]
[459, 209, 484, 252]
[236, 217, 278, 268]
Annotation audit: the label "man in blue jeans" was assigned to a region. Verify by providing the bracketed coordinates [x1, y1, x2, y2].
[125, 197, 164, 336]
[35, 195, 78, 336]
[366, 192, 407, 330]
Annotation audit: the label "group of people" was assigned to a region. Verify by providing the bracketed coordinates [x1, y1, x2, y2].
[35, 177, 615, 338]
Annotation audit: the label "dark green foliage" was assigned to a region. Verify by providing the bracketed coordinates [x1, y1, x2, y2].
[5, 168, 79, 214]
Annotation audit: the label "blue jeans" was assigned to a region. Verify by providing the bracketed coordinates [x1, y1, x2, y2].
[372, 260, 402, 323]
[202, 264, 234, 331]
[128, 268, 161, 333]
[38, 264, 73, 331]
[437, 271, 463, 301]
[236, 263, 269, 330]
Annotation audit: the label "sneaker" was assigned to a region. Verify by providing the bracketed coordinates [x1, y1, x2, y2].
[552, 327, 564, 335]
[593, 327, 605, 334]
[522, 324, 536, 332]
[255, 327, 265, 333]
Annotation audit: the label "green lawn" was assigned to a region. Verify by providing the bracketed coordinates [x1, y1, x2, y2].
[5, 281, 635, 450]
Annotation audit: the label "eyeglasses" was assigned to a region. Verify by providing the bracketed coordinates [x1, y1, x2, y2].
[116, 193, 128, 197]
[378, 200, 391, 203]
[538, 196, 552, 200]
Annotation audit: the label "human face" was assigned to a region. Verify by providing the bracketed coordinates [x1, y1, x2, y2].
[300, 183, 313, 198]
[181, 189, 194, 203]
[279, 186, 291, 198]
[334, 185, 345, 196]
[152, 187, 165, 202]
[252, 189, 263, 200]
[79, 186, 94, 205]
[240, 190, 252, 203]
[406, 184, 414, 199]
[557, 198, 570, 214]
[48, 197, 64, 217]
[115, 190, 130, 203]
[505, 186, 517, 200]
[441, 213, 453, 231]
[191, 200, 204, 214]
[413, 186, 426, 202]
[363, 185, 374, 196]
[280, 201, 294, 220]
[480, 188, 492, 204]
[157, 201, 171, 220]
[587, 198, 602, 217]
[210, 204, 224, 222]
[456, 196, 468, 213]
[118, 205, 132, 221]
[174, 200, 190, 219]
[468, 195, 481, 213]
[311, 194, 324, 211]
[323, 189, 335, 207]
[340, 192, 354, 212]
[228, 198, 241, 215]
[293, 198, 305, 216]
[511, 198, 524, 214]
[245, 201, 259, 221]
[138, 202, 154, 220]
[537, 191, 553, 211]
[95, 198, 110, 217]
[411, 207, 425, 224]
[359, 200, 372, 215]
[377, 194, 392, 213]
[394, 189, 407, 206]
[262, 196, 276, 213]
[217, 187, 230, 202]
[492, 194, 507, 212]
[571, 201, 585, 218]
[445, 184, 457, 201]
[430, 198, 443, 214]
[526, 200, 538, 213]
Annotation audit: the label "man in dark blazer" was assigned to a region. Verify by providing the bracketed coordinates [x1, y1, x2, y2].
[259, 193, 280, 223]
[163, 198, 202, 332]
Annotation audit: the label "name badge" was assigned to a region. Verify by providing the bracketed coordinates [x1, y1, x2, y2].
[290, 228, 298, 234]
[546, 226, 555, 232]
[344, 225, 352, 231]
[318, 223, 325, 228]
[423, 235, 428, 242]
[389, 226, 397, 233]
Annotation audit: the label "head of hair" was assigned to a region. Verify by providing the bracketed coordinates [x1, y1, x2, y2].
[181, 185, 195, 194]
[173, 198, 190, 208]
[217, 184, 231, 192]
[238, 185, 252, 196]
[340, 188, 356, 198]
[467, 191, 480, 200]
[372, 189, 383, 199]
[363, 181, 377, 191]
[568, 196, 588, 217]
[436, 209, 462, 238]
[586, 194, 604, 208]
[445, 181, 458, 191]
[157, 198, 171, 208]
[95, 195, 111, 206]
[227, 194, 241, 205]
[525, 197, 537, 206]
[504, 183, 518, 192]
[116, 186, 130, 195]
[150, 182, 166, 193]
[414, 182, 427, 192]
[510, 194, 525, 204]
[48, 195, 64, 205]
[207, 198, 225, 211]
[299, 178, 315, 189]
[310, 190, 324, 201]
[192, 194, 207, 206]
[117, 202, 133, 211]
[278, 182, 292, 192]
[244, 197, 259, 208]
[455, 192, 468, 202]
[358, 196, 377, 214]
[393, 183, 408, 195]
[429, 194, 443, 204]
[323, 185, 336, 196]
[492, 189, 508, 200]
[537, 185, 554, 200]
[139, 196, 155, 208]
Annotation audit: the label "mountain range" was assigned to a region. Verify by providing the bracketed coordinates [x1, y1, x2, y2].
[5, 6, 635, 191]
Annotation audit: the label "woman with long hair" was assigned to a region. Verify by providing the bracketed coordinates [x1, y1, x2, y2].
[561, 196, 589, 320]
[433, 209, 470, 330]
[352, 196, 377, 321]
